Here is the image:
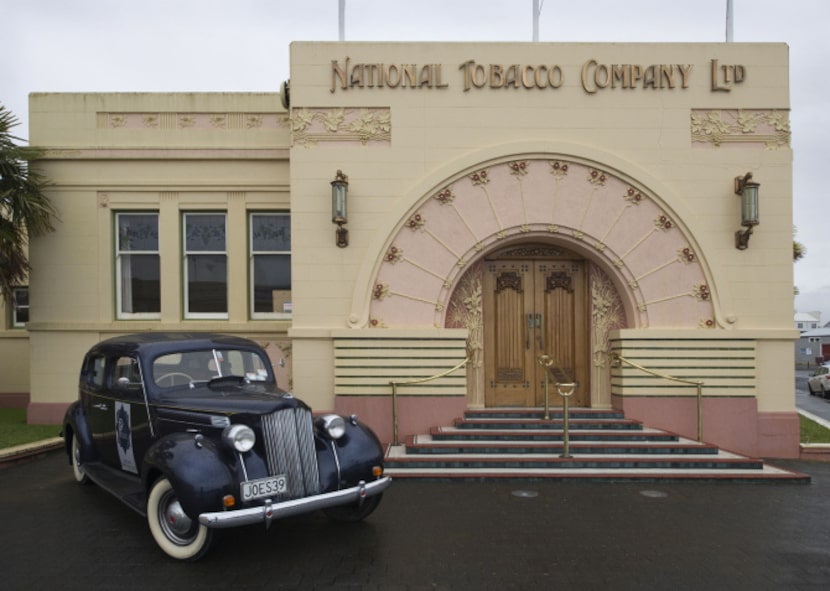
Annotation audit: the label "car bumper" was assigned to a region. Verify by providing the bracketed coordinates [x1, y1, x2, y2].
[198, 476, 392, 529]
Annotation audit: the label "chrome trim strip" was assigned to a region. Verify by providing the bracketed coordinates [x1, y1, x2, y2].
[198, 477, 392, 529]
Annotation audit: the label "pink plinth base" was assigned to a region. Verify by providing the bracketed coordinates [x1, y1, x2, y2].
[335, 396, 468, 446]
[612, 395, 800, 459]
[27, 402, 70, 426]
[0, 392, 29, 409]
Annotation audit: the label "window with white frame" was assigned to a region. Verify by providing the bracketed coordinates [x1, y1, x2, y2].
[184, 212, 227, 318]
[250, 213, 291, 319]
[11, 287, 29, 328]
[116, 213, 161, 319]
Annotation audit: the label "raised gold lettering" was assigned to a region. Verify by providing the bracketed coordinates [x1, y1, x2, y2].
[402, 64, 417, 88]
[331, 58, 349, 93]
[386, 64, 401, 88]
[582, 59, 597, 93]
[490, 64, 504, 88]
[643, 65, 657, 89]
[418, 64, 433, 87]
[522, 65, 535, 89]
[504, 65, 520, 88]
[548, 65, 563, 88]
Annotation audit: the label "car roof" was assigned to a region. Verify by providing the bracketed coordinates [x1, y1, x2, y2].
[88, 333, 263, 358]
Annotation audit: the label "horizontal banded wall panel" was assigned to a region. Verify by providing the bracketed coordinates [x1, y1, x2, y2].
[334, 331, 468, 398]
[610, 338, 756, 397]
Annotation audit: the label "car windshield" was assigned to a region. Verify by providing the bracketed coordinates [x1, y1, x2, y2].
[152, 348, 271, 388]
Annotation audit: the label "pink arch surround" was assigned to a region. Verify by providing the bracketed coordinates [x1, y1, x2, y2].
[369, 157, 714, 330]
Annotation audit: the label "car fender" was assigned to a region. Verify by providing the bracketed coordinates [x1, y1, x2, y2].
[317, 418, 385, 491]
[142, 432, 236, 519]
[62, 402, 96, 465]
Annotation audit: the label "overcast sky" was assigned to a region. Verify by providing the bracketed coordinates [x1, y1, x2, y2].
[4, 0, 829, 323]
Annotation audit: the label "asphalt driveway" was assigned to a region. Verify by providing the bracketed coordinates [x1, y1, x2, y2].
[2, 450, 829, 590]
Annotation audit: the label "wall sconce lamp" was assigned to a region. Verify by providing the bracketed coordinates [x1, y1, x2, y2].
[331, 170, 349, 248]
[734, 172, 760, 250]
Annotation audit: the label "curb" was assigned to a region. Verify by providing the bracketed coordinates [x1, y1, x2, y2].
[0, 437, 64, 467]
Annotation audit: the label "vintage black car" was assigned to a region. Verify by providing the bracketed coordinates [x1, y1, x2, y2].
[62, 333, 391, 560]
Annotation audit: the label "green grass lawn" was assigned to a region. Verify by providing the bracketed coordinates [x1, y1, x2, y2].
[800, 414, 830, 444]
[0, 408, 61, 449]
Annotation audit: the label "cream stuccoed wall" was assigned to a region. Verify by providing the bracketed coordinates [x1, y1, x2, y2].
[26, 92, 294, 422]
[22, 43, 798, 458]
[286, 42, 797, 454]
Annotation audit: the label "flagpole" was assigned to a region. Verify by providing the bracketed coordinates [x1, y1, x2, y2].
[725, 0, 734, 42]
[532, 0, 543, 42]
[339, 0, 346, 41]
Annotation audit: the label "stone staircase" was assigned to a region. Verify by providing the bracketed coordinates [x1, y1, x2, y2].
[384, 408, 810, 482]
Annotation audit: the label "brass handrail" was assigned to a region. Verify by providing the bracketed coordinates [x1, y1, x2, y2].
[610, 352, 704, 442]
[389, 358, 469, 446]
[537, 354, 577, 458]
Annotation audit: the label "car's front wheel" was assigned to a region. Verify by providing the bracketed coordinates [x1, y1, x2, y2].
[147, 477, 213, 561]
[323, 493, 383, 522]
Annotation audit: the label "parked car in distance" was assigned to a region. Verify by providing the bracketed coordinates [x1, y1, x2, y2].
[807, 363, 830, 398]
[62, 333, 391, 561]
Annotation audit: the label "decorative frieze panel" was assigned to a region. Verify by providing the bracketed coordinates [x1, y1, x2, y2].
[691, 109, 790, 149]
[97, 112, 289, 130]
[290, 107, 391, 146]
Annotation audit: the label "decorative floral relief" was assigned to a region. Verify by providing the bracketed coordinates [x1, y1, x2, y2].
[142, 115, 159, 128]
[678, 247, 696, 263]
[691, 109, 791, 149]
[469, 169, 490, 186]
[372, 283, 390, 300]
[290, 108, 391, 146]
[446, 262, 484, 373]
[178, 116, 196, 128]
[434, 187, 455, 205]
[692, 284, 710, 301]
[587, 169, 607, 186]
[369, 316, 387, 328]
[623, 187, 644, 205]
[654, 214, 674, 231]
[385, 245, 403, 263]
[406, 213, 425, 231]
[209, 115, 227, 129]
[508, 160, 529, 177]
[549, 160, 569, 179]
[246, 115, 264, 129]
[591, 265, 626, 368]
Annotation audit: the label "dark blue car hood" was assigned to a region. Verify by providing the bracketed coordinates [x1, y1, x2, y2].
[154, 382, 307, 416]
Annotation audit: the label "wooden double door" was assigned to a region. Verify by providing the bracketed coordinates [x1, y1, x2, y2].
[483, 258, 589, 407]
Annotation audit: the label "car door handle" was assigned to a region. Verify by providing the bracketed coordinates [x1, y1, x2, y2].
[92, 403, 109, 411]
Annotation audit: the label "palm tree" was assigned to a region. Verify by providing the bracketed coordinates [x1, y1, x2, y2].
[0, 104, 57, 304]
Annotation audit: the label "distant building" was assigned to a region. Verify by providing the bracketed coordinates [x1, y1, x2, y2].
[796, 327, 830, 368]
[795, 311, 821, 333]
[0, 41, 802, 459]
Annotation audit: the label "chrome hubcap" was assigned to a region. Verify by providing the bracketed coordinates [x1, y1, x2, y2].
[160, 493, 195, 543]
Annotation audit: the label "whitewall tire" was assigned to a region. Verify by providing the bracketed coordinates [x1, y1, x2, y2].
[147, 477, 213, 561]
[71, 434, 90, 485]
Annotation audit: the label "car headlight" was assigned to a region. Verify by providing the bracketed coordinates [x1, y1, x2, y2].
[223, 424, 256, 453]
[317, 414, 346, 440]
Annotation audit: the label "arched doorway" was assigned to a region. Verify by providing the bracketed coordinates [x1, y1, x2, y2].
[483, 246, 590, 407]
[368, 155, 715, 410]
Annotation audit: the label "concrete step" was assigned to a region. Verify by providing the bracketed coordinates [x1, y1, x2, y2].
[383, 407, 811, 482]
[405, 433, 717, 455]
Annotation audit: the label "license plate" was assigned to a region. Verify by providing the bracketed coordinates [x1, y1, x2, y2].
[241, 475, 288, 501]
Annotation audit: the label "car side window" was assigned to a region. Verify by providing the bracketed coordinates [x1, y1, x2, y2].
[112, 356, 143, 399]
[88, 355, 106, 388]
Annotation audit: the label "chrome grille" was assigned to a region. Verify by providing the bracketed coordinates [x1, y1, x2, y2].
[261, 407, 320, 498]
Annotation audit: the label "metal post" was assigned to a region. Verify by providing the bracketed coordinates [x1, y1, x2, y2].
[391, 382, 399, 446]
[557, 382, 576, 458]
